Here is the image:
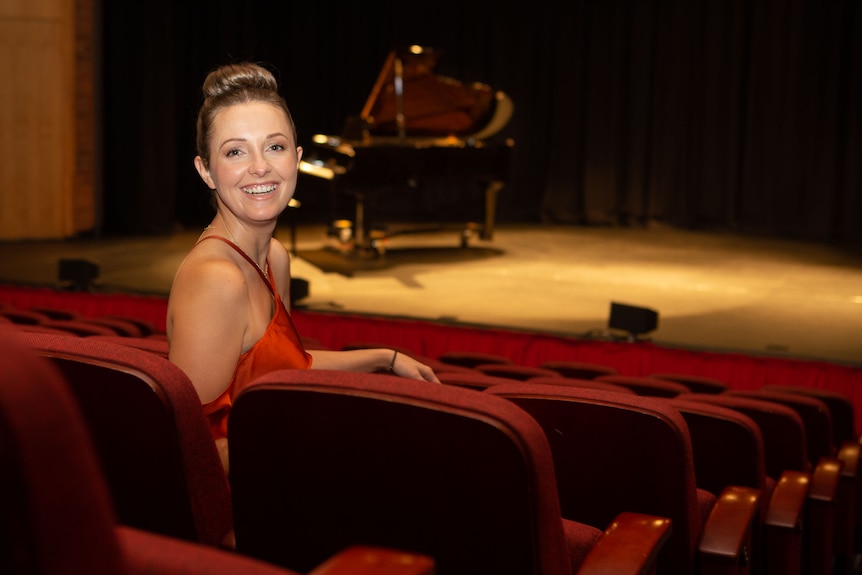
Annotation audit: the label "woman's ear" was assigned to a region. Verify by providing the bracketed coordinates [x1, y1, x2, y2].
[194, 156, 216, 189]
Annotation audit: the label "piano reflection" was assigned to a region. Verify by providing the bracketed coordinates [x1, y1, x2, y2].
[299, 45, 514, 253]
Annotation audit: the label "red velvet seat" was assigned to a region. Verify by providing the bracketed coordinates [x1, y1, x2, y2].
[594, 374, 690, 397]
[526, 376, 637, 395]
[541, 360, 620, 380]
[473, 362, 564, 381]
[19, 331, 233, 548]
[680, 393, 843, 575]
[0, 306, 51, 325]
[88, 334, 171, 358]
[436, 370, 522, 390]
[0, 326, 436, 575]
[229, 369, 672, 575]
[436, 350, 514, 368]
[649, 373, 729, 394]
[39, 318, 120, 336]
[667, 398, 809, 575]
[484, 382, 761, 575]
[723, 389, 858, 574]
[760, 384, 858, 446]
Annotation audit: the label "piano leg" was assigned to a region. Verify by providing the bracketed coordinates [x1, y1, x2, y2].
[482, 181, 505, 241]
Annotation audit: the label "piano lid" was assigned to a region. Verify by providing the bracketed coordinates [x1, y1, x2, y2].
[350, 45, 513, 142]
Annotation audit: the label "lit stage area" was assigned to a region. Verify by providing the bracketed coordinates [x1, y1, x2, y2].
[1, 222, 860, 366]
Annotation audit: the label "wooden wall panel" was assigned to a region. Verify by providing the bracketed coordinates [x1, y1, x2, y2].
[0, 0, 92, 239]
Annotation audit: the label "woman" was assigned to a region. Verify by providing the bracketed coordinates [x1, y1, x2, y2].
[167, 62, 439, 474]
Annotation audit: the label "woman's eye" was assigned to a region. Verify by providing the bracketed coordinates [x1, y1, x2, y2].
[225, 149, 241, 157]
[269, 143, 285, 152]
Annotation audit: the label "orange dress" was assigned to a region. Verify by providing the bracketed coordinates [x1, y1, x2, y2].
[198, 236, 312, 440]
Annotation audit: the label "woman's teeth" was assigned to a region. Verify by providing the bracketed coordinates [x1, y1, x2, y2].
[243, 184, 277, 195]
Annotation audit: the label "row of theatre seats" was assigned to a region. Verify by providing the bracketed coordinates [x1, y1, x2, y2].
[1, 301, 860, 575]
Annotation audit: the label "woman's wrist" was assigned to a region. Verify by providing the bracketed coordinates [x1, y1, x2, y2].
[387, 349, 398, 372]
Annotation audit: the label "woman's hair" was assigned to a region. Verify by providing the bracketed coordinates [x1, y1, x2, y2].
[195, 62, 297, 167]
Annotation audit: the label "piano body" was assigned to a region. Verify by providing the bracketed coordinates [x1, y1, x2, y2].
[299, 45, 514, 253]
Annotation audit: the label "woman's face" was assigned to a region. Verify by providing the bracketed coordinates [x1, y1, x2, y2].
[195, 101, 303, 225]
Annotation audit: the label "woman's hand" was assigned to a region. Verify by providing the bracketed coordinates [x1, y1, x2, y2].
[390, 350, 440, 383]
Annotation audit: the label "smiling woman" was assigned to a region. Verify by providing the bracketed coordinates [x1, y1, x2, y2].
[165, 62, 439, 475]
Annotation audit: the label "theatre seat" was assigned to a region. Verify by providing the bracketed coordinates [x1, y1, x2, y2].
[649, 373, 729, 394]
[473, 363, 564, 381]
[88, 334, 170, 358]
[484, 382, 761, 575]
[527, 376, 637, 395]
[436, 370, 521, 390]
[667, 398, 809, 575]
[437, 350, 514, 368]
[0, 326, 436, 575]
[19, 331, 233, 549]
[595, 374, 690, 397]
[229, 369, 672, 575]
[724, 388, 859, 574]
[541, 360, 620, 380]
[680, 393, 843, 575]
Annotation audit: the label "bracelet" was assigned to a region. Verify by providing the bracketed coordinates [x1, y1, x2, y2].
[388, 350, 398, 371]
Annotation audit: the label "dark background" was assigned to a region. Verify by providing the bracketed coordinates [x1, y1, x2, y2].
[101, 0, 862, 245]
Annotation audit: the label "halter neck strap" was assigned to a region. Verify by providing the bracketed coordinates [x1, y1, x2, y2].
[197, 235, 273, 294]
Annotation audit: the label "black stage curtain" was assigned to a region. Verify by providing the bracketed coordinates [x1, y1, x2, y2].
[102, 0, 862, 244]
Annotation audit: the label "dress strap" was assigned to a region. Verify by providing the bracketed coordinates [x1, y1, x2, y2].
[197, 235, 274, 294]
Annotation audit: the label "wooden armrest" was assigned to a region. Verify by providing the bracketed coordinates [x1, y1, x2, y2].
[808, 456, 842, 501]
[576, 512, 672, 575]
[805, 457, 843, 575]
[764, 470, 809, 528]
[697, 485, 761, 563]
[308, 546, 435, 575]
[838, 441, 859, 478]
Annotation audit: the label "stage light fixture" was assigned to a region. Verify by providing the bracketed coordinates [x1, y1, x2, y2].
[608, 301, 658, 341]
[58, 258, 100, 292]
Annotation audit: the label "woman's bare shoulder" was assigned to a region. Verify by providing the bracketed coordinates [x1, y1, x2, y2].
[170, 245, 249, 306]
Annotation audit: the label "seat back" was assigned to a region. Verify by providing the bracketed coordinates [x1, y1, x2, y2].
[18, 332, 232, 548]
[594, 375, 690, 397]
[526, 376, 636, 395]
[678, 393, 809, 478]
[0, 328, 128, 575]
[485, 382, 701, 575]
[649, 373, 729, 394]
[229, 369, 572, 575]
[761, 384, 856, 447]
[540, 360, 619, 379]
[473, 363, 564, 381]
[667, 398, 768, 496]
[725, 389, 834, 465]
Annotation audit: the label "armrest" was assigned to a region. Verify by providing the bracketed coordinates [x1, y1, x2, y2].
[308, 546, 435, 575]
[808, 456, 842, 501]
[805, 456, 843, 575]
[761, 471, 810, 575]
[697, 485, 761, 564]
[838, 441, 859, 479]
[764, 470, 809, 529]
[119, 527, 435, 575]
[576, 512, 672, 575]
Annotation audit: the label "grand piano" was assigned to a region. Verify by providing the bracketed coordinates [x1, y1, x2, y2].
[299, 45, 515, 253]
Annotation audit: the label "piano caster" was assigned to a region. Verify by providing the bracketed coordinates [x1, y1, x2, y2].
[460, 223, 481, 248]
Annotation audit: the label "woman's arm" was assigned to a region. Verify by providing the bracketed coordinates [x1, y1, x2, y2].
[309, 348, 440, 383]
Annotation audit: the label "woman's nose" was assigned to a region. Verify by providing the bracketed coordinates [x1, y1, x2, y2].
[248, 152, 270, 175]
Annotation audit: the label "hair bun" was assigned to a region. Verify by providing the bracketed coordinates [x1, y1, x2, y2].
[202, 63, 278, 99]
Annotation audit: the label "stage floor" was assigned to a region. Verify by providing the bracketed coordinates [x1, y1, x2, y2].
[2, 223, 861, 366]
